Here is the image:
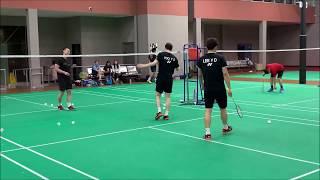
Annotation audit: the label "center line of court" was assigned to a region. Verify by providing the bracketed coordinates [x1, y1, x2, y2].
[0, 153, 49, 180]
[148, 127, 320, 166]
[0, 136, 99, 180]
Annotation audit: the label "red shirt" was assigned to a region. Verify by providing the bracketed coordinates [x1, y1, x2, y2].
[266, 63, 284, 76]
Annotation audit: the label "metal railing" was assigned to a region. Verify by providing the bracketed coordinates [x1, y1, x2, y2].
[12, 67, 44, 88]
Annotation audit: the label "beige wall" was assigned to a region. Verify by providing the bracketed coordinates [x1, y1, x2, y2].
[146, 15, 188, 75]
[136, 14, 188, 76]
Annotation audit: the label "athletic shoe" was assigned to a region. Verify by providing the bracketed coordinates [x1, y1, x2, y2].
[147, 80, 152, 84]
[222, 125, 233, 134]
[68, 105, 75, 111]
[58, 105, 64, 110]
[280, 88, 284, 93]
[155, 112, 163, 120]
[267, 88, 273, 92]
[163, 115, 169, 120]
[203, 134, 211, 140]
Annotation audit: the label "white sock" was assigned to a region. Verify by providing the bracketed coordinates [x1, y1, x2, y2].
[223, 124, 229, 129]
[205, 128, 211, 135]
[59, 103, 62, 106]
[67, 102, 72, 107]
[157, 107, 161, 113]
[164, 110, 169, 116]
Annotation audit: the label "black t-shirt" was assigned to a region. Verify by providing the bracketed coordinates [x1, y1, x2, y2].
[56, 57, 72, 78]
[148, 54, 157, 62]
[104, 65, 112, 75]
[157, 52, 179, 79]
[197, 53, 227, 92]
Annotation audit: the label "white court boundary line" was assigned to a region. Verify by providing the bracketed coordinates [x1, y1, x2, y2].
[1, 100, 129, 117]
[279, 98, 319, 106]
[100, 86, 319, 113]
[0, 79, 317, 100]
[6, 96, 55, 109]
[279, 104, 319, 111]
[1, 116, 206, 153]
[0, 153, 49, 180]
[242, 111, 319, 123]
[86, 88, 320, 123]
[78, 90, 320, 122]
[2, 90, 318, 126]
[233, 99, 319, 111]
[1, 113, 319, 169]
[1, 136, 99, 180]
[289, 168, 320, 180]
[149, 127, 319, 166]
[243, 114, 319, 127]
[102, 85, 262, 97]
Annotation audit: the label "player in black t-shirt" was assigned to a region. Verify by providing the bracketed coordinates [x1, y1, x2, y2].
[197, 38, 232, 140]
[54, 48, 75, 110]
[137, 43, 179, 120]
[147, 44, 157, 84]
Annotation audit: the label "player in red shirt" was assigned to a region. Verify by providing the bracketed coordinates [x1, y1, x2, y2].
[263, 63, 285, 93]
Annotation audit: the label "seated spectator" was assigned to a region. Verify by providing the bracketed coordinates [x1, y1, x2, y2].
[92, 60, 101, 85]
[113, 60, 122, 84]
[104, 61, 113, 85]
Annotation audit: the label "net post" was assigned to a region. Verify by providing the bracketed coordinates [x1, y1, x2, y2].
[299, 0, 307, 84]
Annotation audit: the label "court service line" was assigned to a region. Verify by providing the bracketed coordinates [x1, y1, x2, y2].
[243, 114, 319, 127]
[78, 90, 320, 124]
[233, 99, 319, 111]
[108, 87, 319, 111]
[107, 87, 320, 113]
[270, 105, 319, 113]
[9, 89, 316, 125]
[80, 88, 320, 114]
[241, 111, 319, 123]
[103, 85, 261, 96]
[5, 96, 56, 109]
[2, 113, 319, 172]
[149, 127, 320, 166]
[1, 100, 129, 117]
[289, 168, 320, 180]
[280, 98, 319, 106]
[1, 116, 207, 153]
[1, 109, 55, 117]
[2, 89, 318, 127]
[80, 90, 320, 127]
[107, 88, 319, 113]
[2, 92, 58, 99]
[279, 104, 319, 111]
[2, 112, 241, 153]
[0, 136, 99, 180]
[0, 153, 49, 180]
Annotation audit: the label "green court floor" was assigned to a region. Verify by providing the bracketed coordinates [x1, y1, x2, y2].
[232, 71, 320, 81]
[1, 80, 319, 179]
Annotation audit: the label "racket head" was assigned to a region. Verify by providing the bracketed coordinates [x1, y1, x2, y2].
[231, 97, 243, 118]
[236, 104, 243, 118]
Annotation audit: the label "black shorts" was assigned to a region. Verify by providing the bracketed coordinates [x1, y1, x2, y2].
[150, 66, 156, 73]
[156, 78, 173, 94]
[204, 90, 227, 109]
[58, 76, 72, 91]
[271, 70, 284, 78]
